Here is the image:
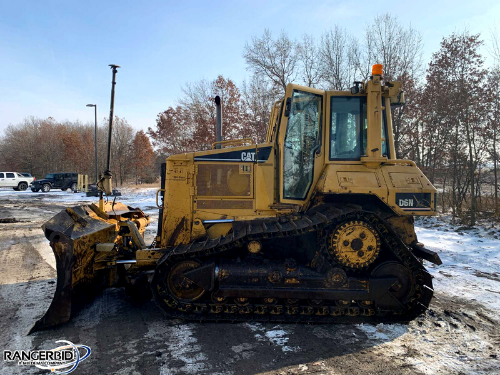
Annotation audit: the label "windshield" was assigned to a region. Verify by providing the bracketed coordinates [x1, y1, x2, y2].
[44, 174, 55, 179]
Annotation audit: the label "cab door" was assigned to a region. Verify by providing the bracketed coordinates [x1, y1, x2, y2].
[54, 174, 64, 188]
[5, 173, 16, 187]
[278, 85, 325, 205]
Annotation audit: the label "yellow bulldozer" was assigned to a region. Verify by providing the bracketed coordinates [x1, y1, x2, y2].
[31, 64, 441, 333]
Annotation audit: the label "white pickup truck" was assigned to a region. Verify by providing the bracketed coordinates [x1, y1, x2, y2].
[0, 172, 35, 191]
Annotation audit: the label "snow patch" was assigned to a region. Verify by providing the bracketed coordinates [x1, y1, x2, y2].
[356, 323, 408, 341]
[146, 322, 209, 374]
[244, 323, 300, 353]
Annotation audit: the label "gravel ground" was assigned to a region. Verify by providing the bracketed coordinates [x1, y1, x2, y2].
[0, 189, 499, 375]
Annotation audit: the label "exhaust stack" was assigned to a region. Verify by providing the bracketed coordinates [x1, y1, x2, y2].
[215, 95, 223, 149]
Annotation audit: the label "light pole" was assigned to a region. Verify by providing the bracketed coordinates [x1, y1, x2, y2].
[86, 104, 98, 184]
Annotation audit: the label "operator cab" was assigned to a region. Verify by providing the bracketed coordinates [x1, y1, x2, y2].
[275, 64, 400, 205]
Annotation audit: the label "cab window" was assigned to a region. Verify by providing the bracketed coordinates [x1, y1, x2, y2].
[6, 173, 14, 178]
[0, 173, 4, 178]
[330, 96, 389, 160]
[283, 90, 323, 200]
[330, 97, 365, 160]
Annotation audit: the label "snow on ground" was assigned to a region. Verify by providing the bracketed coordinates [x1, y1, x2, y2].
[0, 186, 160, 243]
[1, 187, 499, 374]
[0, 187, 158, 210]
[415, 216, 500, 312]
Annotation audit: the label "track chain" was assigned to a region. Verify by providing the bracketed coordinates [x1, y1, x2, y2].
[150, 205, 433, 323]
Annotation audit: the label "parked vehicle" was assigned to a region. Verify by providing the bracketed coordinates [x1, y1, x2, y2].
[0, 172, 35, 191]
[30, 173, 78, 193]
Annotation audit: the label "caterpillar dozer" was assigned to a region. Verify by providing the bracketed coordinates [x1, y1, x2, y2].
[31, 64, 441, 333]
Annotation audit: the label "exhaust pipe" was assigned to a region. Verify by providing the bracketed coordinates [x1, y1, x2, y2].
[215, 95, 223, 149]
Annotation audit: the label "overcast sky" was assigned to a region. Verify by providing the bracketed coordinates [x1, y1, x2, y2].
[1, 0, 499, 135]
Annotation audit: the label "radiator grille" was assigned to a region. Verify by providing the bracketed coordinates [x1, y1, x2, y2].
[197, 164, 252, 197]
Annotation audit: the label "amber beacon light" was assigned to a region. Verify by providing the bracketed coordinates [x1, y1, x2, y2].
[372, 64, 383, 76]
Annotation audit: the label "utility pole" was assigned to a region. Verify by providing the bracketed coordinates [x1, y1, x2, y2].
[99, 64, 120, 209]
[86, 104, 98, 183]
[106, 64, 120, 173]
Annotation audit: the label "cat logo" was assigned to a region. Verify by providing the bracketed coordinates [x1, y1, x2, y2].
[241, 152, 255, 162]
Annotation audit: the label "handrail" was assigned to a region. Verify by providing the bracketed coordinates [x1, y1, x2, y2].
[156, 189, 165, 209]
[211, 138, 255, 150]
[384, 159, 417, 167]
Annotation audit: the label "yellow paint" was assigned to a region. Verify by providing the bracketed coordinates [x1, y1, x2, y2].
[329, 220, 381, 268]
[155, 69, 437, 250]
[206, 223, 232, 239]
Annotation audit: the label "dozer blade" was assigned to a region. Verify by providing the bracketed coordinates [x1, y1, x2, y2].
[30, 206, 119, 334]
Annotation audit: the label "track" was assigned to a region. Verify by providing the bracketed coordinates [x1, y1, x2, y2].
[151, 204, 434, 323]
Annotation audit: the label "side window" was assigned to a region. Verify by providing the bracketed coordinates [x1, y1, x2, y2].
[283, 90, 323, 200]
[6, 173, 15, 178]
[0, 173, 4, 178]
[330, 97, 365, 160]
[64, 173, 71, 178]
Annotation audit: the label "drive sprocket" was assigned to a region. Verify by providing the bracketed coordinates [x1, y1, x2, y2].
[328, 220, 381, 269]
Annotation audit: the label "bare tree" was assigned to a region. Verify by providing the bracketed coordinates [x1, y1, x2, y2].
[0, 117, 128, 181]
[243, 29, 299, 93]
[241, 74, 280, 143]
[488, 69, 500, 215]
[131, 130, 156, 184]
[487, 28, 500, 215]
[363, 14, 424, 159]
[363, 14, 423, 80]
[488, 26, 500, 65]
[297, 34, 322, 88]
[150, 75, 249, 154]
[421, 31, 488, 225]
[111, 117, 135, 186]
[319, 26, 361, 90]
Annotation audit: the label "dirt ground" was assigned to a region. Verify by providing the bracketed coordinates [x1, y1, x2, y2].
[0, 190, 499, 375]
